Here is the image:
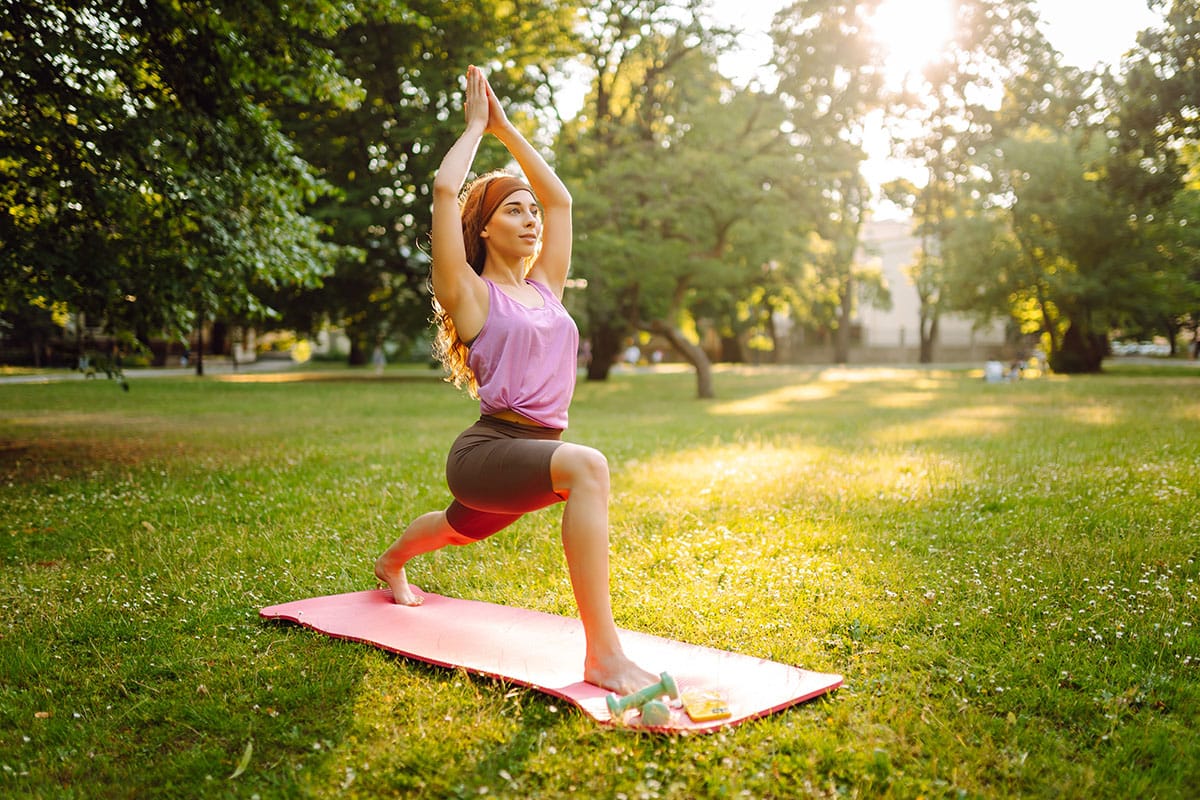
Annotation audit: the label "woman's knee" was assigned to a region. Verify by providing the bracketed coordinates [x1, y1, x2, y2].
[552, 444, 609, 493]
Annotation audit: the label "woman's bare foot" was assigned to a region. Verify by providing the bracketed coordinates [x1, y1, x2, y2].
[373, 511, 469, 606]
[374, 559, 423, 606]
[584, 650, 659, 695]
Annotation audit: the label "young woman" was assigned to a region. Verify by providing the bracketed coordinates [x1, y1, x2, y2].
[374, 65, 657, 694]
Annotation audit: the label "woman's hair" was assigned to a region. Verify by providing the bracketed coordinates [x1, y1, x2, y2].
[431, 170, 535, 397]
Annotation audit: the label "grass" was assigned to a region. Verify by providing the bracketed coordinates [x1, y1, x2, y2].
[1, 363, 1197, 798]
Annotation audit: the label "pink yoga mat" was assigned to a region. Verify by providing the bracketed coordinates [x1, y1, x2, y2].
[260, 588, 841, 733]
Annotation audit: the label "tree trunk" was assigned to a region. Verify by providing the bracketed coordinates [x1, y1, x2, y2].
[649, 319, 714, 399]
[586, 320, 624, 382]
[209, 320, 228, 357]
[833, 307, 851, 365]
[1049, 322, 1105, 374]
[1164, 316, 1180, 357]
[833, 278, 854, 364]
[347, 337, 366, 366]
[919, 312, 938, 364]
[194, 305, 205, 377]
[719, 334, 742, 363]
[31, 333, 44, 368]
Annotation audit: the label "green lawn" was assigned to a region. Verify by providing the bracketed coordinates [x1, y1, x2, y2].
[1, 364, 1197, 798]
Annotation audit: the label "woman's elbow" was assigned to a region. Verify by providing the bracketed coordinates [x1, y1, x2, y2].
[546, 189, 572, 211]
[432, 178, 461, 200]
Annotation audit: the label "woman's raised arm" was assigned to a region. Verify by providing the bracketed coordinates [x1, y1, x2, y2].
[430, 66, 490, 322]
[482, 77, 573, 298]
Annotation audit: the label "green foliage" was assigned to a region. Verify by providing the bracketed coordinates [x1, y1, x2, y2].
[559, 1, 733, 375]
[886, 0, 1188, 368]
[944, 129, 1136, 371]
[1111, 0, 1200, 343]
[561, 1, 831, 381]
[926, 0, 1200, 372]
[271, 0, 586, 363]
[886, 0, 1070, 365]
[1, 366, 1199, 797]
[769, 0, 889, 363]
[1121, 0, 1200, 194]
[0, 0, 364, 340]
[3, 0, 1195, 379]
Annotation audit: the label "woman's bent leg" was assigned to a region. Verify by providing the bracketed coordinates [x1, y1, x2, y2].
[375, 510, 473, 606]
[551, 443, 658, 694]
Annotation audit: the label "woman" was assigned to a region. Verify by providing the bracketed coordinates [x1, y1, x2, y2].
[374, 65, 656, 694]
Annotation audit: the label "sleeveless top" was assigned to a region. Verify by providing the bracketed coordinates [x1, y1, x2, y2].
[467, 279, 579, 429]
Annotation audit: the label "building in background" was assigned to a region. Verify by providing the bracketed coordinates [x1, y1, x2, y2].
[851, 218, 1008, 363]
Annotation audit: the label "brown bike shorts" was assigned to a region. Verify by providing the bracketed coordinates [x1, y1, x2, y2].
[443, 415, 567, 540]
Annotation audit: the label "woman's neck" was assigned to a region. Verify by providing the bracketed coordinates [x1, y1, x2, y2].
[481, 262, 527, 287]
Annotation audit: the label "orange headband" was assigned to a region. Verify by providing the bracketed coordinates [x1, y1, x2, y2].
[478, 175, 535, 227]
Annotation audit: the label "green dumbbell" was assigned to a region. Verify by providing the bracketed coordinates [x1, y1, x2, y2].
[605, 672, 679, 720]
[638, 699, 671, 726]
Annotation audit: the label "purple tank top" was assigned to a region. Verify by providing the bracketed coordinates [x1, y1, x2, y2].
[468, 279, 579, 429]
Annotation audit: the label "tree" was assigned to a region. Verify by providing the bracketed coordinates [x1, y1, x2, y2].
[0, 1, 364, 369]
[882, 0, 1067, 363]
[271, 1, 584, 364]
[934, 0, 1200, 372]
[557, 0, 720, 387]
[644, 83, 822, 394]
[1111, 0, 1200, 351]
[881, 176, 942, 362]
[559, 0, 816, 397]
[768, 0, 889, 364]
[943, 130, 1140, 372]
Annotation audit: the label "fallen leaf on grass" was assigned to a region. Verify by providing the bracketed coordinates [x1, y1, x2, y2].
[229, 740, 253, 780]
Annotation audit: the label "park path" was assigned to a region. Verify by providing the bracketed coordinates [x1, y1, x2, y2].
[0, 357, 297, 384]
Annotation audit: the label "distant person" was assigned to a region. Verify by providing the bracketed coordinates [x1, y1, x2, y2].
[984, 359, 1005, 383]
[373, 66, 657, 694]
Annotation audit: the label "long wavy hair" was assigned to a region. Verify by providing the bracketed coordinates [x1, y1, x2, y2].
[431, 170, 537, 397]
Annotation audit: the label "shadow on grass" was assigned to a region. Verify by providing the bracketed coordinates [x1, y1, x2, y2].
[266, 629, 587, 795]
[0, 435, 186, 484]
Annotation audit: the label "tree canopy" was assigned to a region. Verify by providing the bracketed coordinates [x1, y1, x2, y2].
[879, 0, 1199, 371]
[268, 0, 584, 363]
[0, 0, 363, 353]
[3, 0, 1197, 380]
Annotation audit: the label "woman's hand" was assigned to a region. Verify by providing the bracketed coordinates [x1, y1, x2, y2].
[464, 65, 489, 132]
[481, 72, 512, 135]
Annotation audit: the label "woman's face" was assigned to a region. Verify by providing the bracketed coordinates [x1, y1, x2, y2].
[481, 190, 541, 258]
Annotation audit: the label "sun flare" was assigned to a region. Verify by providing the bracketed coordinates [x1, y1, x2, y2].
[869, 0, 954, 84]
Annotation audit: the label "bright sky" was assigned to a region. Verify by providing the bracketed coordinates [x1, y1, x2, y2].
[1035, 0, 1161, 68]
[702, 0, 1164, 213]
[555, 1, 1165, 212]
[558, 1, 1161, 117]
[708, 0, 1162, 81]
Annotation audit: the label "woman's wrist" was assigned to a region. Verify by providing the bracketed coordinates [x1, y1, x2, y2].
[491, 123, 525, 150]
